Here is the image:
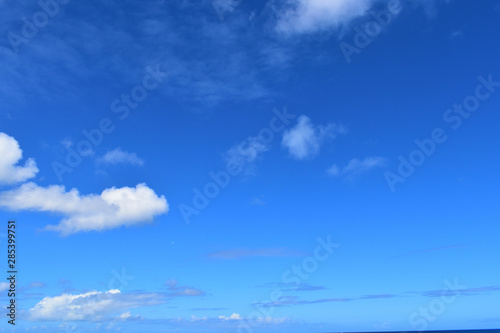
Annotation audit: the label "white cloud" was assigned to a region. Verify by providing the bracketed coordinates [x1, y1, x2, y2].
[416, 0, 451, 18]
[119, 312, 132, 320]
[172, 314, 289, 326]
[328, 156, 386, 177]
[28, 289, 162, 322]
[217, 313, 288, 324]
[80, 148, 95, 157]
[254, 316, 288, 324]
[281, 116, 345, 159]
[98, 148, 144, 166]
[0, 282, 9, 292]
[0, 182, 168, 235]
[0, 132, 38, 185]
[219, 313, 243, 320]
[60, 138, 73, 149]
[213, 0, 241, 21]
[275, 0, 378, 35]
[117, 311, 142, 321]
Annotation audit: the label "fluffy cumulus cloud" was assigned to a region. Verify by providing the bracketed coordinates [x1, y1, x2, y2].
[0, 133, 168, 235]
[275, 0, 378, 35]
[0, 182, 168, 235]
[98, 148, 144, 166]
[281, 116, 346, 159]
[0, 132, 38, 185]
[328, 156, 386, 178]
[28, 289, 163, 322]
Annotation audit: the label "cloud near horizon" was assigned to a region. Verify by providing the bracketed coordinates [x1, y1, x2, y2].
[255, 283, 500, 307]
[27, 289, 163, 322]
[189, 313, 288, 325]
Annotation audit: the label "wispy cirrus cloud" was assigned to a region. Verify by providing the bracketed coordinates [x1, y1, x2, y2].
[258, 282, 326, 292]
[359, 294, 397, 299]
[421, 285, 500, 298]
[191, 307, 228, 311]
[0, 2, 271, 110]
[1, 1, 452, 112]
[274, 0, 378, 35]
[212, 0, 242, 21]
[281, 116, 346, 160]
[255, 293, 399, 307]
[255, 295, 354, 307]
[165, 280, 205, 297]
[256, 283, 500, 308]
[273, 0, 450, 36]
[225, 136, 270, 172]
[327, 156, 386, 178]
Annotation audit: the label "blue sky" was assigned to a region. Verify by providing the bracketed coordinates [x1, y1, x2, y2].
[1, 0, 500, 332]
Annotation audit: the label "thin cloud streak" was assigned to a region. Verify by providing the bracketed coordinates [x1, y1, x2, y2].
[207, 248, 307, 259]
